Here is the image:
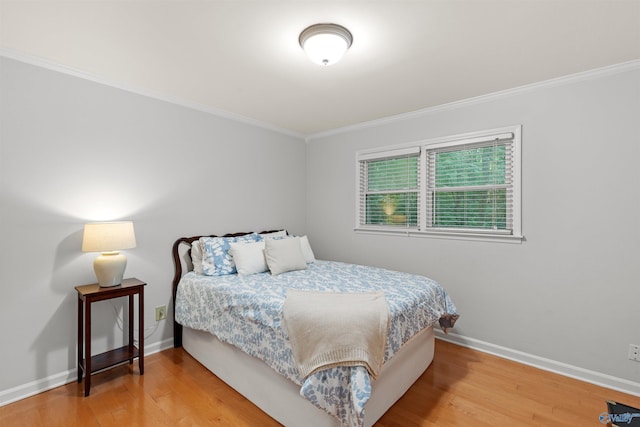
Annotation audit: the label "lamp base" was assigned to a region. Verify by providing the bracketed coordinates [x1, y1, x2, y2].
[94, 251, 127, 287]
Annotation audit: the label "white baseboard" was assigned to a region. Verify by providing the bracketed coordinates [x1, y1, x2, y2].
[435, 330, 640, 397]
[0, 338, 174, 407]
[0, 369, 77, 408]
[5, 334, 638, 407]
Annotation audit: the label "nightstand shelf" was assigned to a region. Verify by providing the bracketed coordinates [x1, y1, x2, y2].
[82, 345, 140, 375]
[75, 278, 146, 396]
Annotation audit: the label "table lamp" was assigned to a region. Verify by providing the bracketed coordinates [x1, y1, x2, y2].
[82, 221, 136, 287]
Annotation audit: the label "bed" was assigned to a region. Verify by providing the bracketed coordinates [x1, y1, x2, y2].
[171, 230, 458, 427]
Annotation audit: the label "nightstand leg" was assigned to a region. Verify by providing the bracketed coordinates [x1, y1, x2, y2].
[139, 290, 144, 375]
[128, 294, 134, 364]
[77, 297, 83, 383]
[84, 299, 92, 397]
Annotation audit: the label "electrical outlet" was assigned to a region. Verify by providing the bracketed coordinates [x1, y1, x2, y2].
[629, 344, 640, 362]
[155, 305, 167, 321]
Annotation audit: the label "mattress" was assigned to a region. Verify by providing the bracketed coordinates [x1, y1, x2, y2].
[182, 325, 435, 427]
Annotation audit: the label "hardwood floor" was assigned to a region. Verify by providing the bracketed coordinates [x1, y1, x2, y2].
[1, 340, 638, 426]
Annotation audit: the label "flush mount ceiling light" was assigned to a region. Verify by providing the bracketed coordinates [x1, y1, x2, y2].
[299, 23, 353, 66]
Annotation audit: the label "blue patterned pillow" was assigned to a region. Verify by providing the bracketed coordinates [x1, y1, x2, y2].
[201, 233, 262, 276]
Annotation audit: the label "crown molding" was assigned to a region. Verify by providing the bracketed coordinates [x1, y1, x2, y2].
[0, 48, 305, 141]
[306, 59, 640, 143]
[3, 48, 637, 144]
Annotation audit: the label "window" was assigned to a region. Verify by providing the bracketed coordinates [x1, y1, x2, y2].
[358, 147, 420, 228]
[356, 126, 522, 242]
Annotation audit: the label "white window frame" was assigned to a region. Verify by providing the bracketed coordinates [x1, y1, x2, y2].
[355, 125, 523, 243]
[356, 146, 421, 230]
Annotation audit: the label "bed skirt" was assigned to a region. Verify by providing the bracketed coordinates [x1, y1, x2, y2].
[182, 325, 435, 427]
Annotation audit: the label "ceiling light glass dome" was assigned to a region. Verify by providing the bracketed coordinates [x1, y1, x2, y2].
[299, 23, 353, 66]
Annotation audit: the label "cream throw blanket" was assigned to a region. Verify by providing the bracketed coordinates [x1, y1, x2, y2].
[282, 290, 390, 380]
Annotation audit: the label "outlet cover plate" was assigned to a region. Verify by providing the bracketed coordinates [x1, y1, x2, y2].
[155, 305, 167, 321]
[629, 344, 640, 362]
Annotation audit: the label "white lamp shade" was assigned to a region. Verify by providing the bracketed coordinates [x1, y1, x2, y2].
[82, 221, 136, 287]
[82, 221, 136, 252]
[299, 23, 353, 66]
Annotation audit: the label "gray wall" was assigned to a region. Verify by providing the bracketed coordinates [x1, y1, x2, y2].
[306, 66, 640, 388]
[2, 53, 638, 402]
[0, 57, 306, 397]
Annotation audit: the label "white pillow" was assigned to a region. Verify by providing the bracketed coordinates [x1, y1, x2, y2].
[229, 241, 267, 276]
[261, 230, 288, 239]
[191, 240, 204, 274]
[264, 237, 307, 275]
[299, 235, 316, 263]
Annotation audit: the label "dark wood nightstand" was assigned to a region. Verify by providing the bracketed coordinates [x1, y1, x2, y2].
[75, 277, 146, 396]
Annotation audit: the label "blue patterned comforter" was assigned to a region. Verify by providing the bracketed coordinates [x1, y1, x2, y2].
[175, 260, 457, 426]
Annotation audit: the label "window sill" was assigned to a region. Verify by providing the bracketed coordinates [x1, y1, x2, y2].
[354, 227, 524, 244]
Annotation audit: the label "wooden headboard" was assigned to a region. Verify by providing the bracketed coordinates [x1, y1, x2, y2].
[171, 229, 284, 348]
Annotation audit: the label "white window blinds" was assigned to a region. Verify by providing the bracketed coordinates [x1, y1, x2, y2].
[425, 133, 515, 234]
[357, 147, 420, 228]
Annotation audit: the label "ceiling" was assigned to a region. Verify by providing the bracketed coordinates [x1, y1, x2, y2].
[1, 1, 639, 136]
